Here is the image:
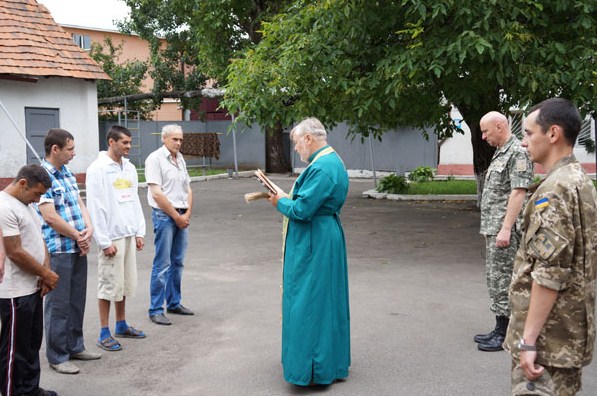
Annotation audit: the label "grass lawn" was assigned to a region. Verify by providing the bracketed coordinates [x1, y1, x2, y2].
[404, 179, 595, 195]
[405, 180, 478, 195]
[137, 168, 227, 183]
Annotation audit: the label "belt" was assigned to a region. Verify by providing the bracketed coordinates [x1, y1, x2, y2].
[174, 208, 187, 214]
[313, 212, 338, 217]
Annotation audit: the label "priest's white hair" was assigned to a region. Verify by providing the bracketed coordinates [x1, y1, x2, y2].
[291, 117, 327, 141]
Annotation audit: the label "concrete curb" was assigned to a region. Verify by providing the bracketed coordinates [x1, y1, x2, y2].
[362, 189, 477, 201]
[138, 170, 256, 189]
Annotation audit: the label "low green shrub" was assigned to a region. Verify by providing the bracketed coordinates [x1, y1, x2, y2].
[377, 174, 410, 194]
[408, 166, 435, 182]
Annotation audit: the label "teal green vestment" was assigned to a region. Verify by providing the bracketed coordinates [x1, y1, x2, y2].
[276, 146, 351, 385]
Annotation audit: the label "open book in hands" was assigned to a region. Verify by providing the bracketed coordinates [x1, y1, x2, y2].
[255, 169, 279, 194]
[244, 169, 283, 203]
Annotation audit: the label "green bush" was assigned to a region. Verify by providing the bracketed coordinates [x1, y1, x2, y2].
[408, 166, 435, 182]
[377, 174, 410, 194]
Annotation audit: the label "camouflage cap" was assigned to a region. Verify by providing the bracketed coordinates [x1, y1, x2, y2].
[512, 365, 555, 396]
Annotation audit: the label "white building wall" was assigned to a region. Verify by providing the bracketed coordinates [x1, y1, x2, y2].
[439, 107, 473, 165]
[0, 77, 99, 177]
[573, 116, 595, 164]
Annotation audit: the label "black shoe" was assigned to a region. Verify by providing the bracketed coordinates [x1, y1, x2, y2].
[474, 315, 508, 343]
[150, 313, 172, 325]
[478, 333, 505, 351]
[473, 329, 496, 343]
[167, 304, 194, 315]
[39, 388, 58, 396]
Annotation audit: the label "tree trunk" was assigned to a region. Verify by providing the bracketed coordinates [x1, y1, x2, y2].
[265, 122, 290, 173]
[469, 121, 496, 207]
[469, 121, 496, 177]
[456, 102, 497, 207]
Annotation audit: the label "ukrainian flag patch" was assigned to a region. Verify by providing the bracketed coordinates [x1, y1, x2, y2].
[535, 197, 549, 209]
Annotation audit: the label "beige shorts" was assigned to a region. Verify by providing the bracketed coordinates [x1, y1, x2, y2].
[98, 236, 137, 301]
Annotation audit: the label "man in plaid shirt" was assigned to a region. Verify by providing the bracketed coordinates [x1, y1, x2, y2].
[38, 129, 101, 375]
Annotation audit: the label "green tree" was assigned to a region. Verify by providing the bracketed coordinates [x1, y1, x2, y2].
[89, 37, 156, 119]
[222, 0, 596, 180]
[119, 1, 207, 111]
[121, 0, 293, 171]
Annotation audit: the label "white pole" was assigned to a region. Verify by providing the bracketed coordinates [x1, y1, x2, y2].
[231, 114, 239, 178]
[368, 133, 377, 187]
[0, 98, 42, 163]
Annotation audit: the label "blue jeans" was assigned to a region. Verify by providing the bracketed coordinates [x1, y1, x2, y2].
[149, 208, 188, 316]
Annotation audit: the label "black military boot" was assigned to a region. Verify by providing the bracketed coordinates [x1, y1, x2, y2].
[478, 315, 509, 352]
[473, 316, 499, 343]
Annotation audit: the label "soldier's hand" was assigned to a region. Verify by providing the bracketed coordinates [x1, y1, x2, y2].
[496, 228, 511, 248]
[520, 350, 544, 381]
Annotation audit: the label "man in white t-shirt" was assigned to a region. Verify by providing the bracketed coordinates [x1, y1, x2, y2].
[0, 164, 59, 396]
[145, 124, 194, 325]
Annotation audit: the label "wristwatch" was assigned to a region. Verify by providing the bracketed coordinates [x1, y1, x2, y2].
[518, 338, 537, 352]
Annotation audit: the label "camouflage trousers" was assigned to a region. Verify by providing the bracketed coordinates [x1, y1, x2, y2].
[511, 361, 582, 395]
[485, 232, 519, 317]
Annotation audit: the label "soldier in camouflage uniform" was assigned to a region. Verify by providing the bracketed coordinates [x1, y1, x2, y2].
[504, 98, 597, 396]
[476, 112, 534, 352]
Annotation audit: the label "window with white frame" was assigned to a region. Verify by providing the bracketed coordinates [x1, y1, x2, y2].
[71, 34, 91, 50]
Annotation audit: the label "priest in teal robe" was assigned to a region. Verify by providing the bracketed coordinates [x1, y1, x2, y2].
[268, 117, 350, 386]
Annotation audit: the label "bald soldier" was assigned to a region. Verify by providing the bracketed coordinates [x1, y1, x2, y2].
[474, 111, 534, 352]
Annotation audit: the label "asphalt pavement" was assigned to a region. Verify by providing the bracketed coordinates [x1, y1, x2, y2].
[38, 175, 597, 395]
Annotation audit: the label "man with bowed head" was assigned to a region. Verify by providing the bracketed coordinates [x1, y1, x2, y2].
[0, 164, 59, 396]
[0, 228, 4, 282]
[475, 111, 533, 352]
[268, 117, 350, 386]
[504, 98, 597, 395]
[145, 124, 194, 326]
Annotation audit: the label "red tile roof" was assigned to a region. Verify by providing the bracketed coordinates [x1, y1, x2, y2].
[0, 0, 110, 80]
